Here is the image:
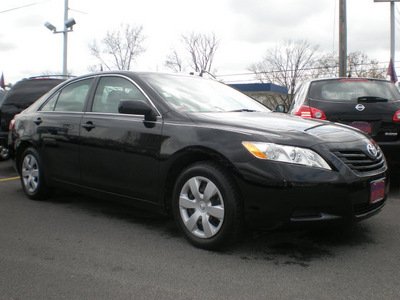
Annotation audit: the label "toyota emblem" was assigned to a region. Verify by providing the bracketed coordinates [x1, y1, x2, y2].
[355, 104, 365, 111]
[367, 144, 378, 158]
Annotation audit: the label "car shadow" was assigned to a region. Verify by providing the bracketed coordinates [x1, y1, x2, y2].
[227, 221, 375, 267]
[51, 189, 181, 239]
[47, 188, 383, 267]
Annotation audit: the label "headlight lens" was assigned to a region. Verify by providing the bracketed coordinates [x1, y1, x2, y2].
[242, 142, 331, 170]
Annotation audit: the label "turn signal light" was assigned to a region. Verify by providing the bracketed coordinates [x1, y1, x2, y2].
[294, 106, 327, 120]
[393, 110, 400, 122]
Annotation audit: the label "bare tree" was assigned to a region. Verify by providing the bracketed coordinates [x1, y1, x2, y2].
[313, 52, 338, 78]
[165, 49, 184, 72]
[316, 51, 386, 79]
[249, 40, 320, 108]
[348, 51, 386, 78]
[182, 32, 220, 74]
[89, 24, 146, 71]
[165, 32, 220, 75]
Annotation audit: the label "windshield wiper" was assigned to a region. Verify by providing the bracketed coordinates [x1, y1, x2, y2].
[357, 96, 389, 103]
[229, 109, 258, 112]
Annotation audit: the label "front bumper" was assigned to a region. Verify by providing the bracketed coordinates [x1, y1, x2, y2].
[233, 159, 389, 228]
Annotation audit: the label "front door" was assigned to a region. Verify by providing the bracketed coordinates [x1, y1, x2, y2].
[79, 76, 163, 203]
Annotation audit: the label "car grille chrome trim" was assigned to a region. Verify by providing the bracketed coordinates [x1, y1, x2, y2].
[333, 150, 385, 173]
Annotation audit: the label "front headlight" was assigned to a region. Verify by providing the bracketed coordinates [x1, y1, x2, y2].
[242, 141, 331, 170]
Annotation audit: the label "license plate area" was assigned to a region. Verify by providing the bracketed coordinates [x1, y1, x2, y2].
[370, 178, 385, 204]
[349, 122, 372, 134]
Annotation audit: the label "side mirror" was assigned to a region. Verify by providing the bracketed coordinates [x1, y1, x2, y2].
[118, 99, 156, 120]
[275, 105, 286, 113]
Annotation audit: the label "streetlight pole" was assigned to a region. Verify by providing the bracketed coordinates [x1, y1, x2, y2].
[63, 0, 69, 75]
[44, 0, 76, 75]
[374, 0, 400, 81]
[390, 1, 395, 63]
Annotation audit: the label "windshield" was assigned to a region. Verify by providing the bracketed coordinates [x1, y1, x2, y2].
[309, 79, 400, 101]
[142, 74, 270, 113]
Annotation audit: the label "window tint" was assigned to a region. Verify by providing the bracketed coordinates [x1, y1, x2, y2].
[92, 77, 147, 113]
[55, 79, 93, 112]
[309, 79, 400, 101]
[41, 78, 93, 112]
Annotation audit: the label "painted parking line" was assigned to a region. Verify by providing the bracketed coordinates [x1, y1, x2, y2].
[0, 176, 20, 182]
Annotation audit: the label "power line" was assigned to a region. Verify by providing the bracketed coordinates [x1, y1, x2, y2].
[0, 0, 49, 14]
[69, 8, 88, 15]
[217, 60, 398, 83]
[395, 5, 400, 29]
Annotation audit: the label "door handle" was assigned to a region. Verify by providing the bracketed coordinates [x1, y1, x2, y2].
[34, 118, 42, 125]
[82, 121, 95, 131]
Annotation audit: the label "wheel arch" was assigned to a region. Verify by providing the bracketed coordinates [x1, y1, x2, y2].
[161, 146, 242, 214]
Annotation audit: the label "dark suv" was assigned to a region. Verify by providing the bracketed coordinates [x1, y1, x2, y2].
[288, 78, 400, 168]
[0, 76, 68, 160]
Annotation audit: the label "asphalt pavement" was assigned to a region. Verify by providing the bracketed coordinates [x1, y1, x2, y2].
[1, 159, 399, 299]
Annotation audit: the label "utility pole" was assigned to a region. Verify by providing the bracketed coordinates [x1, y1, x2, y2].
[339, 0, 347, 77]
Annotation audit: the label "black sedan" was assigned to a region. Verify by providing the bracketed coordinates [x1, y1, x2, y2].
[9, 72, 388, 249]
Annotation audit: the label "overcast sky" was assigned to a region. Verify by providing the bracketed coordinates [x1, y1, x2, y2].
[0, 0, 399, 85]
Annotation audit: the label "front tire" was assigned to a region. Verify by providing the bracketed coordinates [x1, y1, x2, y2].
[20, 147, 50, 200]
[172, 162, 243, 250]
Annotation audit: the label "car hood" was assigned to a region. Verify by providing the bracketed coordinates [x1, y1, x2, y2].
[188, 111, 369, 147]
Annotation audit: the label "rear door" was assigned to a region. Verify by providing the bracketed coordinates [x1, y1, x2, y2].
[79, 75, 163, 203]
[33, 78, 94, 183]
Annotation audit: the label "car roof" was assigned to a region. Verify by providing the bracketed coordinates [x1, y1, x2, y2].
[2, 77, 69, 105]
[65, 71, 200, 82]
[306, 77, 392, 84]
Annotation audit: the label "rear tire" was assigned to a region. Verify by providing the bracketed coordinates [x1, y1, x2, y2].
[20, 147, 51, 200]
[172, 162, 243, 250]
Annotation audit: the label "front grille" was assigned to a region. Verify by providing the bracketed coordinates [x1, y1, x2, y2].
[333, 150, 385, 173]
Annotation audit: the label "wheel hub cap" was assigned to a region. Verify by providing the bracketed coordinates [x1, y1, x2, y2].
[179, 176, 225, 239]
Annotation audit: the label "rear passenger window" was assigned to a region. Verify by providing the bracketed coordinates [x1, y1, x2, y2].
[92, 77, 147, 113]
[41, 79, 93, 112]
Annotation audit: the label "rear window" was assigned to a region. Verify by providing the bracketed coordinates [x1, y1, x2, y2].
[309, 79, 400, 101]
[3, 79, 64, 105]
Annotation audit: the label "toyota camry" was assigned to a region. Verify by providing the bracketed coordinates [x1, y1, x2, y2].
[9, 72, 388, 249]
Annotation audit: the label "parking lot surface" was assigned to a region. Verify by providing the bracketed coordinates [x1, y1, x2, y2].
[1, 159, 399, 299]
